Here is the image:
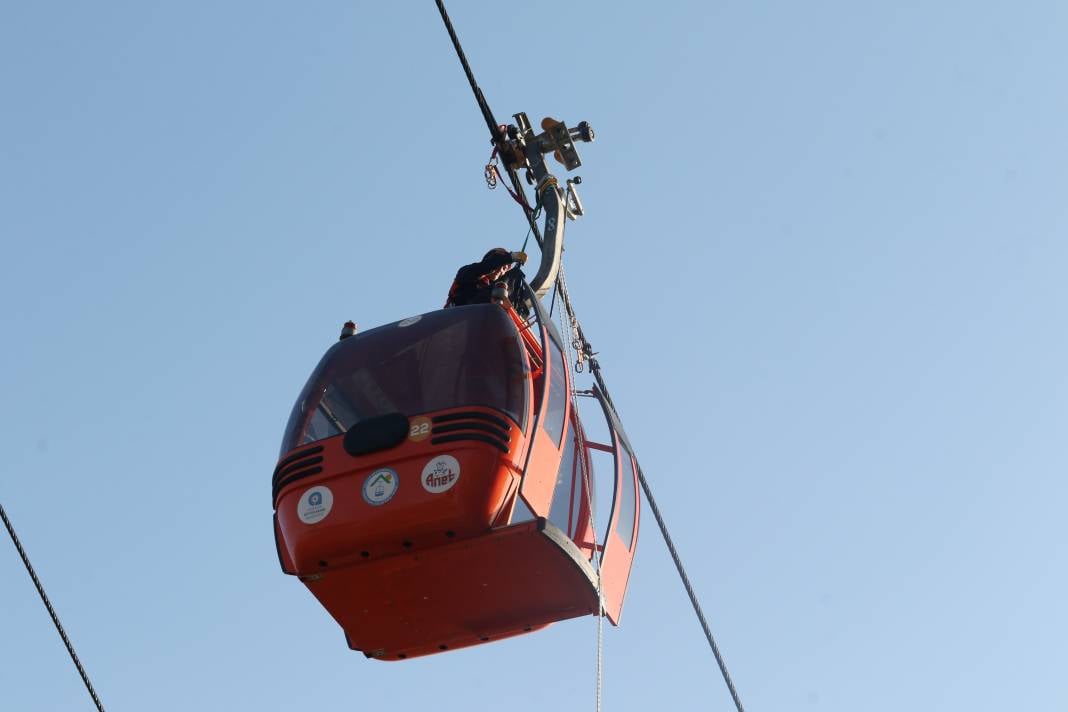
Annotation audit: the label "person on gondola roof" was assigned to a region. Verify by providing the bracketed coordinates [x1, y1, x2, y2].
[444, 247, 528, 309]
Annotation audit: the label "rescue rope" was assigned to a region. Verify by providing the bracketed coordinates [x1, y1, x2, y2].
[516, 185, 542, 261]
[559, 299, 605, 712]
[1, 503, 107, 712]
[520, 222, 533, 257]
[553, 274, 747, 712]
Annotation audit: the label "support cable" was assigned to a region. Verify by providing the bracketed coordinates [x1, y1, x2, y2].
[434, 0, 544, 248]
[634, 467, 746, 712]
[1, 503, 106, 712]
[433, 0, 499, 140]
[554, 276, 746, 712]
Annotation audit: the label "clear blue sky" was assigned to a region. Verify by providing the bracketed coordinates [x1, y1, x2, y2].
[3, 2, 1066, 710]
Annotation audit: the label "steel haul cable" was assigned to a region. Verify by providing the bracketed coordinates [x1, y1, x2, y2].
[435, 0, 544, 248]
[554, 275, 747, 712]
[1, 503, 107, 712]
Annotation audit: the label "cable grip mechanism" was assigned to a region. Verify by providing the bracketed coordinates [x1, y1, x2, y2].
[506, 112, 594, 172]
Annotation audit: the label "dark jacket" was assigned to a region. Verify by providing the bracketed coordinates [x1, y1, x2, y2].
[445, 251, 523, 308]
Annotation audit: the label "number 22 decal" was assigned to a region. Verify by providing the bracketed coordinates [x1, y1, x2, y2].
[408, 416, 431, 442]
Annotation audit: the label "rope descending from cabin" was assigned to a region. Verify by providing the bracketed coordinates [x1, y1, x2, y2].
[582, 448, 605, 712]
[553, 273, 748, 712]
[559, 299, 605, 712]
[1, 503, 107, 712]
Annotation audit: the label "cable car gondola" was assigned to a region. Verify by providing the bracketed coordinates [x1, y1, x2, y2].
[271, 103, 640, 659]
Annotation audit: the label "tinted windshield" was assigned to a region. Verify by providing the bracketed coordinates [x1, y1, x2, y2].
[281, 305, 528, 455]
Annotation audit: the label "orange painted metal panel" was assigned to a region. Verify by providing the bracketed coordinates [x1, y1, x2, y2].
[307, 519, 599, 660]
[587, 387, 641, 625]
[600, 528, 635, 624]
[518, 325, 570, 516]
[518, 427, 563, 516]
[274, 406, 525, 574]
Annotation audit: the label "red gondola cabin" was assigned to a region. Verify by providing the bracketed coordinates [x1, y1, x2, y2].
[272, 290, 639, 660]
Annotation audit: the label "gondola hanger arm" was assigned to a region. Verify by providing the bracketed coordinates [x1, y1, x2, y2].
[433, 0, 593, 299]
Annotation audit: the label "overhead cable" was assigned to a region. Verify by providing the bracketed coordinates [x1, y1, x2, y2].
[1, 503, 107, 712]
[555, 277, 747, 712]
[434, 0, 544, 247]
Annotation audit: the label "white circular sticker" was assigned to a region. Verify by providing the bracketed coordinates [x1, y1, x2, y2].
[298, 486, 333, 524]
[397, 315, 422, 328]
[363, 468, 399, 505]
[422, 455, 461, 494]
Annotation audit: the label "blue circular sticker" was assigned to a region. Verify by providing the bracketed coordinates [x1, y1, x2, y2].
[298, 486, 333, 524]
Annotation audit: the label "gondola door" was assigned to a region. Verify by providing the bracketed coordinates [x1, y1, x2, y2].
[516, 292, 571, 516]
[591, 385, 641, 624]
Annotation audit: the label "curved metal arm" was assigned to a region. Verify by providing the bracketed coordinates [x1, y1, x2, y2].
[528, 177, 564, 298]
[507, 113, 592, 299]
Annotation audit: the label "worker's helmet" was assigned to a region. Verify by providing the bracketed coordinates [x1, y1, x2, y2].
[484, 247, 510, 260]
